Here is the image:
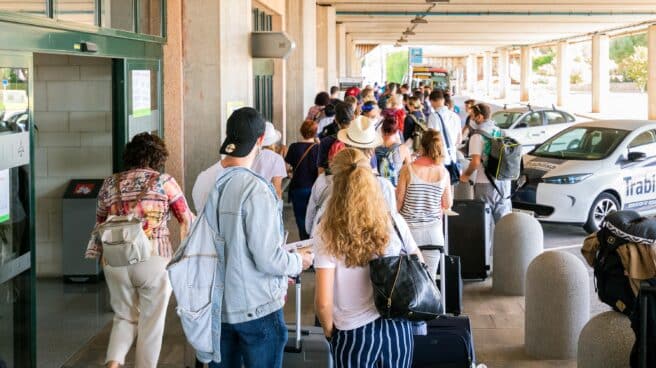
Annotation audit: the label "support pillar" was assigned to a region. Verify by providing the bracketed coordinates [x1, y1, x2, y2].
[466, 54, 476, 93]
[520, 46, 531, 102]
[316, 5, 336, 91]
[498, 48, 510, 100]
[286, 0, 317, 142]
[556, 41, 570, 107]
[336, 22, 346, 79]
[648, 25, 656, 119]
[592, 34, 609, 113]
[345, 33, 355, 76]
[483, 51, 492, 96]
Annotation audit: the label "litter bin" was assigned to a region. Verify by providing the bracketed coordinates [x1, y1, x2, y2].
[62, 179, 104, 283]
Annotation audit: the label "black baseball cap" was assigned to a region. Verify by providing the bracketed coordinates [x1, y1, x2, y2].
[220, 107, 266, 157]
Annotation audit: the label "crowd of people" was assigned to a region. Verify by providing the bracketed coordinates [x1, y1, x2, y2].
[85, 81, 512, 368]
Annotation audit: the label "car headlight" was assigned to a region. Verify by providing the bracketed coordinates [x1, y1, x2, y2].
[542, 174, 592, 185]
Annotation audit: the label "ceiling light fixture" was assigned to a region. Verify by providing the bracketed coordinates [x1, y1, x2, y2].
[426, 0, 449, 3]
[411, 16, 428, 24]
[397, 38, 408, 43]
[403, 28, 416, 36]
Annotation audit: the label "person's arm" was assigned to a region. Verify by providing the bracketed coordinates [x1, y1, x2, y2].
[396, 165, 410, 212]
[305, 179, 322, 235]
[164, 175, 195, 239]
[315, 267, 336, 339]
[460, 134, 483, 183]
[271, 177, 283, 198]
[399, 144, 411, 165]
[395, 215, 424, 263]
[441, 168, 453, 210]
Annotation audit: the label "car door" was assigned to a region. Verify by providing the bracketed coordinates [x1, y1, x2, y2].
[543, 111, 576, 142]
[622, 129, 656, 215]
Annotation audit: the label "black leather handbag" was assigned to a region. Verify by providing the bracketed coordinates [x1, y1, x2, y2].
[369, 219, 442, 321]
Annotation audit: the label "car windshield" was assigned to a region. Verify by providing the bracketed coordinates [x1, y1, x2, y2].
[492, 111, 523, 129]
[533, 127, 630, 160]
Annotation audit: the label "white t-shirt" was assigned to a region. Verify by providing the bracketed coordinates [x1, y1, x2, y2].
[468, 120, 498, 185]
[252, 149, 288, 182]
[192, 161, 226, 211]
[318, 116, 335, 134]
[313, 212, 419, 331]
[427, 106, 462, 165]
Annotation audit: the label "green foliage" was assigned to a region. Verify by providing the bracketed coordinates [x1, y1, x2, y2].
[570, 72, 583, 85]
[386, 51, 409, 83]
[610, 34, 647, 63]
[532, 53, 554, 72]
[619, 46, 648, 92]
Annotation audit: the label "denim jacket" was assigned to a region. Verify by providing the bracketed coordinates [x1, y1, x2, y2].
[168, 166, 302, 363]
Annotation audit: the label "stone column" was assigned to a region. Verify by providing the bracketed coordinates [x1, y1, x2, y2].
[336, 22, 346, 79]
[556, 41, 570, 107]
[466, 54, 476, 93]
[182, 0, 253, 198]
[345, 33, 354, 76]
[498, 48, 510, 99]
[483, 51, 492, 96]
[592, 34, 610, 113]
[286, 0, 317, 143]
[316, 5, 337, 90]
[648, 25, 656, 119]
[520, 46, 531, 102]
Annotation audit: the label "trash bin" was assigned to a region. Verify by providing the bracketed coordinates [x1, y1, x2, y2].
[62, 179, 104, 283]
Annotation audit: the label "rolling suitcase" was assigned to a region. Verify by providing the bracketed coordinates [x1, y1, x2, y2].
[448, 200, 491, 280]
[436, 214, 463, 316]
[283, 275, 333, 367]
[635, 281, 656, 368]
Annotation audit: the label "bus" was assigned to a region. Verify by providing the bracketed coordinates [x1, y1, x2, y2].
[403, 66, 452, 92]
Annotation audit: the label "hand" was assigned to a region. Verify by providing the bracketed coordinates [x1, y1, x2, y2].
[299, 249, 315, 270]
[459, 174, 470, 183]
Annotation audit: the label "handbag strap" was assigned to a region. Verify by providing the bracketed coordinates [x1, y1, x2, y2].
[435, 111, 455, 163]
[293, 143, 317, 173]
[390, 214, 409, 256]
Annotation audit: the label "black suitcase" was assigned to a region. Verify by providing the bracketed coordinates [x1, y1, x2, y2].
[413, 315, 476, 368]
[448, 200, 491, 280]
[283, 275, 333, 367]
[436, 215, 463, 316]
[634, 280, 656, 368]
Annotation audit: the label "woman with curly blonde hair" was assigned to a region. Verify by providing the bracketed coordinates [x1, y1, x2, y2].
[314, 148, 422, 368]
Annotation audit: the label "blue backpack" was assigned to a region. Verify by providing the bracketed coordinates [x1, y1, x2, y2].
[376, 144, 401, 186]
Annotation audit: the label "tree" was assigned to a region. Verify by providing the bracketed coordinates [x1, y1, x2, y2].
[610, 34, 647, 64]
[386, 51, 408, 83]
[619, 46, 648, 92]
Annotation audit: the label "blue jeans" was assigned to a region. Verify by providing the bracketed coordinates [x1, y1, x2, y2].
[289, 187, 312, 240]
[208, 309, 287, 368]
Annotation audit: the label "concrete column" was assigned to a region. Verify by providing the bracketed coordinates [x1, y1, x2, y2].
[466, 54, 476, 92]
[648, 25, 656, 120]
[336, 22, 346, 79]
[316, 5, 337, 90]
[272, 14, 287, 144]
[286, 0, 317, 143]
[345, 33, 354, 76]
[163, 0, 184, 186]
[520, 46, 531, 102]
[498, 48, 510, 100]
[483, 51, 492, 96]
[556, 41, 570, 107]
[592, 34, 610, 113]
[182, 0, 253, 199]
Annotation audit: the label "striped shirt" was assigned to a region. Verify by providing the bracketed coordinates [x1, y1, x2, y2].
[86, 168, 193, 259]
[399, 165, 446, 225]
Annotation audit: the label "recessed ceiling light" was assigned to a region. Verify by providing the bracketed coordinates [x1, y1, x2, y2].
[411, 16, 428, 24]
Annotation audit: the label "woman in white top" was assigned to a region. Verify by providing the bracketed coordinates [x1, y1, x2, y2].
[314, 148, 422, 368]
[396, 129, 453, 280]
[252, 121, 287, 198]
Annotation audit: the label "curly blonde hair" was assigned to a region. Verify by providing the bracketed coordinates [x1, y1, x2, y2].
[318, 148, 390, 267]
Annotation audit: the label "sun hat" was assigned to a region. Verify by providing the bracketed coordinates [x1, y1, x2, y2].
[262, 121, 282, 146]
[220, 107, 266, 157]
[337, 116, 383, 149]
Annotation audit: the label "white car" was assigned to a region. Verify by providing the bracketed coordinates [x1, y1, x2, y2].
[491, 106, 579, 152]
[512, 120, 656, 233]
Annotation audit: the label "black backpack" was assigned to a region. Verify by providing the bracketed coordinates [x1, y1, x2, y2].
[408, 114, 428, 152]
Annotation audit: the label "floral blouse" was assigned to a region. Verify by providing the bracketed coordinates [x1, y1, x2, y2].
[85, 168, 193, 259]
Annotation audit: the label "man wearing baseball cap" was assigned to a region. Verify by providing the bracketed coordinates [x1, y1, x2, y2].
[190, 107, 313, 367]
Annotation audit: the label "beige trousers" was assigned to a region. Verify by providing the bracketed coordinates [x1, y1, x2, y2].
[103, 256, 172, 368]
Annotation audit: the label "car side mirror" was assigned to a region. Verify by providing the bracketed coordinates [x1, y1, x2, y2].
[516, 122, 527, 128]
[628, 151, 647, 162]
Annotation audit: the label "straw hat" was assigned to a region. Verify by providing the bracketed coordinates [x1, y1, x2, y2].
[337, 116, 383, 149]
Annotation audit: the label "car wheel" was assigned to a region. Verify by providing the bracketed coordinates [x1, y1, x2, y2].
[583, 193, 620, 233]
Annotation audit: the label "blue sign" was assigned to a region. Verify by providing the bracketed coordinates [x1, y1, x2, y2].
[1, 79, 7, 88]
[409, 48, 423, 65]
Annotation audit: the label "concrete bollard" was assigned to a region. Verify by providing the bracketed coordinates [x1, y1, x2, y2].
[578, 311, 635, 368]
[525, 251, 590, 359]
[492, 212, 543, 296]
[453, 182, 474, 200]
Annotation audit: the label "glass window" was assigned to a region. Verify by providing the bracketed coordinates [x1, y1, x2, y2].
[0, 1, 47, 16]
[628, 130, 656, 148]
[56, 0, 97, 25]
[545, 111, 568, 125]
[492, 111, 522, 129]
[101, 0, 134, 32]
[519, 112, 542, 128]
[0, 67, 30, 134]
[534, 127, 629, 160]
[138, 0, 162, 36]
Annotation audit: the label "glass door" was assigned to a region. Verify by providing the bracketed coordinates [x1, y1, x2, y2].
[112, 58, 162, 172]
[0, 52, 35, 368]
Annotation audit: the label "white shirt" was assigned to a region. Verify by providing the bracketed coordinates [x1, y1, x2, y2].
[318, 116, 335, 134]
[313, 212, 418, 330]
[305, 173, 397, 235]
[191, 161, 226, 211]
[468, 120, 498, 185]
[427, 106, 462, 165]
[252, 149, 288, 182]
